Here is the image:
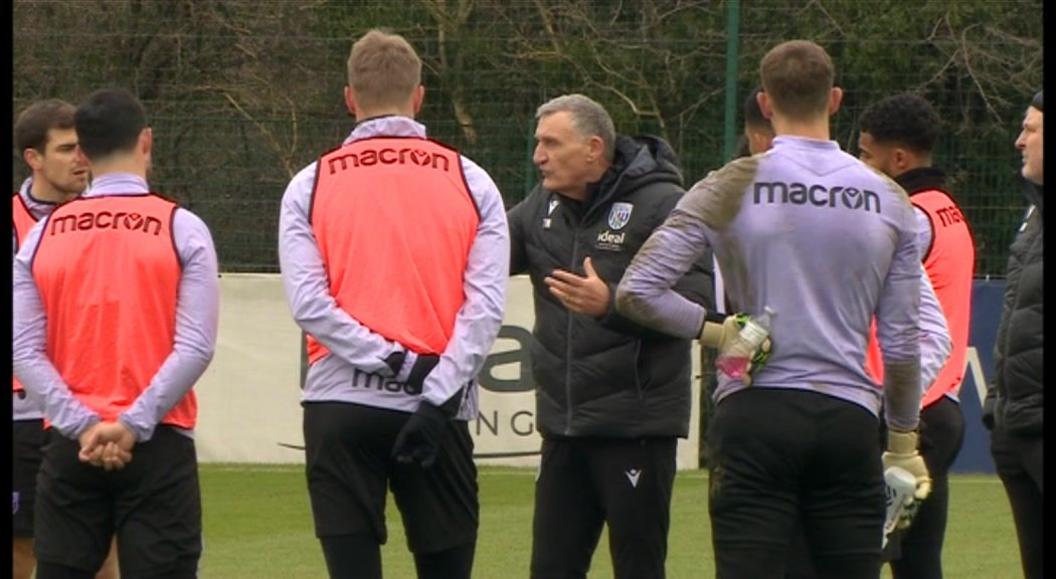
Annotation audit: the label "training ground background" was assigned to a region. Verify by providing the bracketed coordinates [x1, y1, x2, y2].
[195, 275, 1006, 476]
[197, 465, 1019, 578]
[185, 275, 1022, 576]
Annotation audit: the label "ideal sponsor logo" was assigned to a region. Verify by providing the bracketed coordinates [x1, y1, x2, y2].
[753, 181, 881, 213]
[50, 211, 163, 237]
[327, 147, 451, 175]
[596, 229, 626, 251]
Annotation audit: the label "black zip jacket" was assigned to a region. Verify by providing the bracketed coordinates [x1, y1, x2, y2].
[508, 135, 714, 438]
[984, 183, 1043, 435]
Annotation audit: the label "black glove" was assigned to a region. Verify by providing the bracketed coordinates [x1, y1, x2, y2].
[392, 402, 450, 468]
[391, 354, 447, 467]
[404, 354, 439, 396]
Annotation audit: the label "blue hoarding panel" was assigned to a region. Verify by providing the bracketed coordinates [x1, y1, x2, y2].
[951, 280, 1007, 474]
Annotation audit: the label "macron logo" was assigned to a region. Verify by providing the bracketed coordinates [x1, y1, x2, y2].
[625, 469, 642, 488]
[49, 211, 163, 237]
[327, 147, 451, 175]
[753, 181, 881, 213]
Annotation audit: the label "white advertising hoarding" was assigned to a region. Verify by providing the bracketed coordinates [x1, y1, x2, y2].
[194, 274, 700, 470]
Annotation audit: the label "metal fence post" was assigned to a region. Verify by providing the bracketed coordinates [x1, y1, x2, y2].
[701, 0, 741, 469]
[722, 0, 741, 164]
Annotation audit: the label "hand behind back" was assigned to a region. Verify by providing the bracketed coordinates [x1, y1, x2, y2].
[78, 421, 136, 471]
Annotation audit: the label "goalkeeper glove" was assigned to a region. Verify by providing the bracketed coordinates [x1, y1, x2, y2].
[883, 466, 920, 545]
[882, 429, 932, 528]
[699, 314, 740, 350]
[700, 313, 773, 385]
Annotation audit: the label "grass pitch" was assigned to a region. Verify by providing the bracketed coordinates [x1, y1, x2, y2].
[199, 465, 1019, 578]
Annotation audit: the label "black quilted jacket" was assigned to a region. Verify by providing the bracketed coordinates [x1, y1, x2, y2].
[508, 135, 714, 438]
[984, 184, 1043, 436]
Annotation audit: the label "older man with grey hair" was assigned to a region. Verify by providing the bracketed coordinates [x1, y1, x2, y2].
[507, 93, 714, 578]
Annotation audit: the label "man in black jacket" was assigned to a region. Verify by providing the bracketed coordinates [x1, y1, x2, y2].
[983, 89, 1043, 579]
[508, 93, 714, 579]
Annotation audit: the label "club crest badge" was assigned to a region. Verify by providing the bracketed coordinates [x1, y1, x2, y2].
[543, 198, 560, 229]
[608, 202, 633, 230]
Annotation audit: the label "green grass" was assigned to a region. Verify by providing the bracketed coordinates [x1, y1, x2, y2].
[199, 465, 1020, 578]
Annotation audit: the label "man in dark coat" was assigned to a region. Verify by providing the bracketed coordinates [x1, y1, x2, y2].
[508, 93, 714, 579]
[982, 89, 1043, 579]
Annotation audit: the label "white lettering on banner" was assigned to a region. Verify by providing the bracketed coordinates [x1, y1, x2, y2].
[185, 274, 1016, 477]
[189, 274, 691, 470]
[476, 409, 536, 437]
[191, 274, 1011, 471]
[963, 346, 989, 406]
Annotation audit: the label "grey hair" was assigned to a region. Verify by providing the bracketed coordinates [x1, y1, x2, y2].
[536, 94, 616, 162]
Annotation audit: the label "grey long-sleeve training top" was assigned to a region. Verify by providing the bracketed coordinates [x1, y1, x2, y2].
[617, 136, 924, 430]
[13, 173, 219, 441]
[278, 116, 509, 420]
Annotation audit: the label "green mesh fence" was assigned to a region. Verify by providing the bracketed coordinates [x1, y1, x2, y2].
[13, 0, 1042, 275]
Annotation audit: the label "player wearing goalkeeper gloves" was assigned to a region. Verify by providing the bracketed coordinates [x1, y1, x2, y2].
[735, 89, 953, 579]
[278, 30, 508, 579]
[616, 40, 930, 579]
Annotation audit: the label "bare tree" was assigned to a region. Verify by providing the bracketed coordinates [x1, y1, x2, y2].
[420, 0, 480, 144]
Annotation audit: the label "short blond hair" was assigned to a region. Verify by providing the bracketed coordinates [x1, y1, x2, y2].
[760, 40, 834, 119]
[347, 29, 422, 110]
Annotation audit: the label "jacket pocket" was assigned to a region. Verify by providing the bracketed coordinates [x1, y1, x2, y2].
[1001, 393, 1043, 436]
[570, 338, 642, 406]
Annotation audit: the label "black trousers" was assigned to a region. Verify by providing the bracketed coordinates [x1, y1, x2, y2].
[529, 436, 678, 579]
[787, 396, 967, 579]
[34, 426, 201, 579]
[887, 396, 965, 579]
[990, 426, 1043, 579]
[303, 401, 478, 579]
[12, 418, 47, 537]
[708, 387, 884, 579]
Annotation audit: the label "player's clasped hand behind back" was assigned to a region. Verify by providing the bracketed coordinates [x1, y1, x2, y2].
[702, 311, 774, 385]
[391, 354, 451, 468]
